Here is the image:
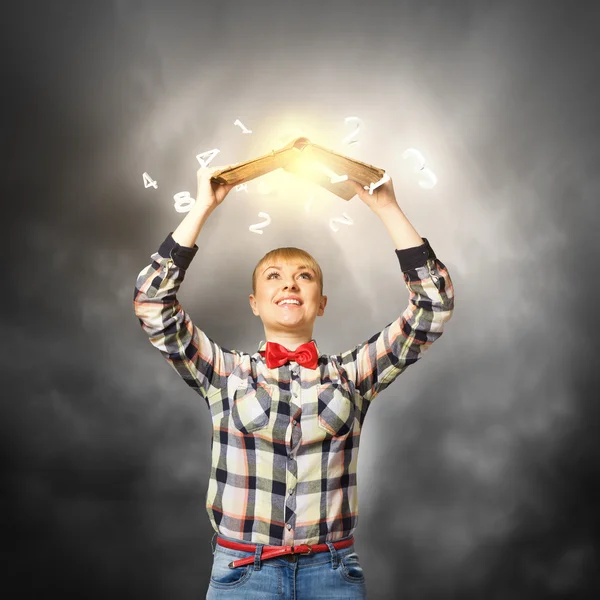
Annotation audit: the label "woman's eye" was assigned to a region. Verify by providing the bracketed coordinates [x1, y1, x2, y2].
[267, 272, 312, 280]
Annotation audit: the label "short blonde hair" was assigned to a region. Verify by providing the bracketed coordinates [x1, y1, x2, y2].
[252, 247, 324, 296]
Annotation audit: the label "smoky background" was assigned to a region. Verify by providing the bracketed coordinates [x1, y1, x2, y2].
[2, 1, 599, 598]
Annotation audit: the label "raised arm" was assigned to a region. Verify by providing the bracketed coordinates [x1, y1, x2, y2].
[133, 168, 239, 408]
[171, 166, 235, 247]
[335, 178, 455, 409]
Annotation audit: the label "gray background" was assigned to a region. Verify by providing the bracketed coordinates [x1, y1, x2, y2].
[3, 1, 599, 598]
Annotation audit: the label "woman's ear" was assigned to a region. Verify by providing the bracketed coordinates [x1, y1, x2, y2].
[249, 295, 259, 316]
[319, 296, 328, 314]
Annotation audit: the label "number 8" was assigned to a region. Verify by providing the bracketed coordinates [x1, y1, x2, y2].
[173, 191, 195, 213]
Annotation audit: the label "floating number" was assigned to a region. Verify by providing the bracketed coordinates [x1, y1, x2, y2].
[329, 212, 354, 233]
[234, 119, 252, 134]
[196, 148, 220, 168]
[401, 148, 426, 171]
[249, 212, 271, 235]
[363, 173, 390, 195]
[173, 191, 195, 213]
[418, 168, 438, 189]
[401, 148, 437, 189]
[142, 172, 158, 189]
[342, 116, 363, 146]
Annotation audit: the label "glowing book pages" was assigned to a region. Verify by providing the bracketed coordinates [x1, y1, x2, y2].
[210, 137, 386, 201]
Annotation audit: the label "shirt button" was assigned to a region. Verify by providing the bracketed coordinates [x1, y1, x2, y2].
[289, 488, 294, 495]
[293, 392, 298, 397]
[286, 523, 292, 530]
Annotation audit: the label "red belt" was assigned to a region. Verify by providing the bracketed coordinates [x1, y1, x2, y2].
[217, 536, 355, 568]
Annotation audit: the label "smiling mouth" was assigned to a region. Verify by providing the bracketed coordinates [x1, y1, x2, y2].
[277, 303, 302, 308]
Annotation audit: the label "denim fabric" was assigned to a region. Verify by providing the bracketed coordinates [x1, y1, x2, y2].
[206, 533, 367, 599]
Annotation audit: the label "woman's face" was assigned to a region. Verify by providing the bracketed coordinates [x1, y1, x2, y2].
[249, 260, 327, 335]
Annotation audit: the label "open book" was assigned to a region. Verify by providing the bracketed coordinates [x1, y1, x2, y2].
[210, 137, 386, 201]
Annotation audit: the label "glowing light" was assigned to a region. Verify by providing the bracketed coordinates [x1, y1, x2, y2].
[142, 172, 158, 189]
[314, 163, 348, 184]
[305, 194, 315, 213]
[329, 212, 354, 233]
[236, 184, 249, 193]
[173, 191, 195, 213]
[196, 149, 220, 168]
[249, 212, 271, 235]
[234, 119, 252, 134]
[257, 181, 272, 195]
[277, 126, 306, 146]
[342, 117, 363, 145]
[363, 173, 390, 195]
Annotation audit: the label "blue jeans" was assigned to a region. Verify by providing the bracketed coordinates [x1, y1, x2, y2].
[206, 533, 367, 599]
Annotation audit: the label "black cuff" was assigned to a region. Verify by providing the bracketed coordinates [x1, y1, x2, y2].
[395, 238, 437, 272]
[157, 233, 199, 270]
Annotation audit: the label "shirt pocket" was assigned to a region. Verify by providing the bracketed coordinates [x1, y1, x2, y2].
[317, 382, 355, 438]
[231, 381, 273, 434]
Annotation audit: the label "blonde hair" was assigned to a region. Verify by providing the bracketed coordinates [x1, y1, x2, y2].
[252, 247, 324, 296]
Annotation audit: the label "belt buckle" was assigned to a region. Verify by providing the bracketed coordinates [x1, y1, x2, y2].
[297, 544, 312, 555]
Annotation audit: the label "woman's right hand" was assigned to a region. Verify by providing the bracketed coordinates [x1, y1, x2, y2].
[195, 166, 236, 212]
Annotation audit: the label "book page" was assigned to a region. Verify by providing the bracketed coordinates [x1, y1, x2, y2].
[211, 137, 386, 200]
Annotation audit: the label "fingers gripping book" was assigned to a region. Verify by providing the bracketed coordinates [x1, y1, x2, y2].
[210, 137, 387, 201]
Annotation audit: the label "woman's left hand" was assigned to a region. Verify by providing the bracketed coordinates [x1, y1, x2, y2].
[346, 175, 399, 214]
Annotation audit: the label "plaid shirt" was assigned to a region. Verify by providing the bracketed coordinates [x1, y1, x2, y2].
[134, 233, 454, 546]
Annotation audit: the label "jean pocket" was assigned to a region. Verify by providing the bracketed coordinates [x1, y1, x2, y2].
[317, 383, 355, 437]
[209, 549, 253, 589]
[339, 551, 365, 584]
[231, 382, 272, 434]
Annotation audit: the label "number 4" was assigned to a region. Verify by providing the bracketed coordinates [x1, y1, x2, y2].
[142, 172, 158, 189]
[196, 149, 220, 168]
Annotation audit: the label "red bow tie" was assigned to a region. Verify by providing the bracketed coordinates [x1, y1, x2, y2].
[260, 341, 319, 370]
